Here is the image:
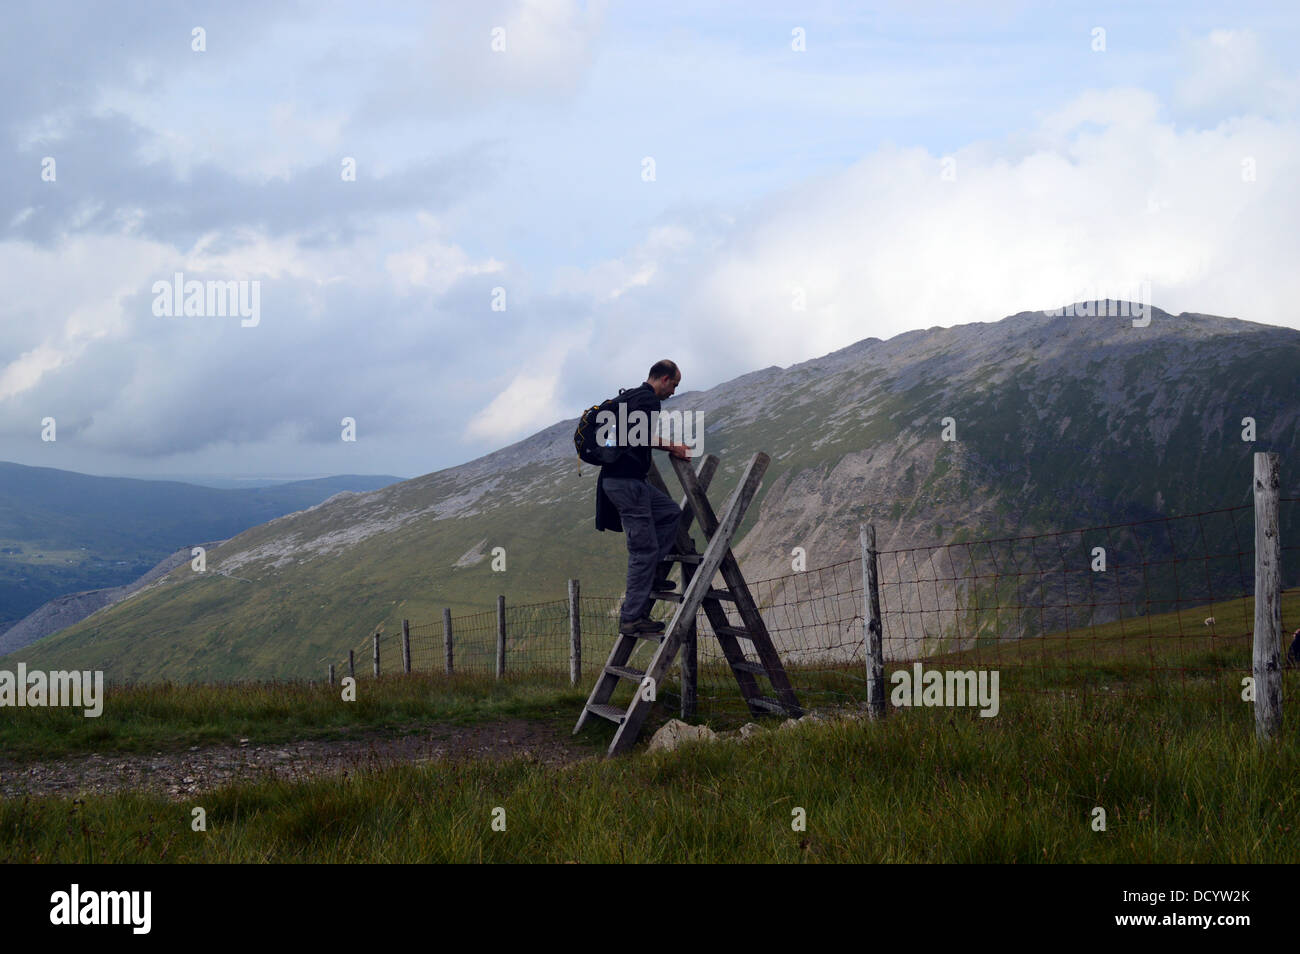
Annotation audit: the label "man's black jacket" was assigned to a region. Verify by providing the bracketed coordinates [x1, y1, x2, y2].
[594, 382, 660, 533]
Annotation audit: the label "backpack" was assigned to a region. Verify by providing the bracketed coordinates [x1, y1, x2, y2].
[574, 388, 629, 466]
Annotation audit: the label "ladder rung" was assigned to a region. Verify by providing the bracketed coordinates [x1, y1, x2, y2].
[731, 660, 766, 675]
[605, 664, 645, 682]
[667, 553, 702, 563]
[587, 703, 627, 724]
[621, 629, 664, 642]
[654, 587, 734, 604]
[716, 625, 752, 639]
[748, 696, 787, 714]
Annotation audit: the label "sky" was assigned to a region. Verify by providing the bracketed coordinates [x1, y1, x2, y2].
[1, 0, 1298, 481]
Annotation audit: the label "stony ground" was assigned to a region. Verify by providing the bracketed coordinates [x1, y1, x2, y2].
[0, 719, 596, 801]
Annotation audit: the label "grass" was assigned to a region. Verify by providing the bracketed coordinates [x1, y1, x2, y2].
[0, 674, 596, 764]
[2, 672, 1297, 863]
[2, 588, 1298, 862]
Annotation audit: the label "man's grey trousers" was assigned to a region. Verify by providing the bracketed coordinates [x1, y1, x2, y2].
[601, 477, 684, 625]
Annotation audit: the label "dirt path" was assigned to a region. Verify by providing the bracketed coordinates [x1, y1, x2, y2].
[0, 720, 596, 801]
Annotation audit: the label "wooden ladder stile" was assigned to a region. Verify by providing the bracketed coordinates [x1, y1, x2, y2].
[574, 450, 802, 756]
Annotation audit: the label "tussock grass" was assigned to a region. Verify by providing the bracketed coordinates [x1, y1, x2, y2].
[3, 673, 1297, 863]
[3, 590, 1298, 862]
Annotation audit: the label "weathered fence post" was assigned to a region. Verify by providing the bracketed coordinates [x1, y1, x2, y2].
[402, 619, 412, 674]
[1253, 452, 1282, 742]
[496, 595, 507, 680]
[348, 649, 355, 680]
[861, 523, 886, 719]
[442, 608, 454, 675]
[328, 663, 335, 686]
[373, 632, 380, 677]
[568, 578, 581, 686]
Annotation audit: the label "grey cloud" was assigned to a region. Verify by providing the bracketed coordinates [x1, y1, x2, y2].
[4, 112, 506, 248]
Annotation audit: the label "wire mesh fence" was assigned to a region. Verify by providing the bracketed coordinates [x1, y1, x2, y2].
[327, 490, 1300, 724]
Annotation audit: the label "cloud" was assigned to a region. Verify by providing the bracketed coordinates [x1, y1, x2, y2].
[1173, 28, 1300, 121]
[465, 367, 568, 443]
[552, 79, 1300, 383]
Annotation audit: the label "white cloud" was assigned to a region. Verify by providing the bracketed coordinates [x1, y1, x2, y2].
[558, 79, 1300, 379]
[1174, 28, 1300, 120]
[465, 367, 567, 443]
[385, 217, 506, 295]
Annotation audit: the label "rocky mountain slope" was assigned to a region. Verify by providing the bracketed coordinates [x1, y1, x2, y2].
[8, 306, 1298, 681]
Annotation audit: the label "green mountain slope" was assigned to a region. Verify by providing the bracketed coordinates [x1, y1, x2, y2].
[8, 307, 1299, 681]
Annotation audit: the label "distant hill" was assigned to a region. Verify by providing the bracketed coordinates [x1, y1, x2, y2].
[0, 467, 403, 633]
[8, 306, 1299, 682]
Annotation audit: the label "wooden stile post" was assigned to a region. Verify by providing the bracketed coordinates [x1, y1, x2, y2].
[373, 632, 380, 677]
[1253, 452, 1282, 742]
[348, 649, 355, 680]
[568, 579, 581, 686]
[681, 623, 697, 722]
[496, 595, 507, 680]
[328, 663, 335, 686]
[861, 523, 886, 719]
[402, 619, 412, 674]
[443, 608, 453, 675]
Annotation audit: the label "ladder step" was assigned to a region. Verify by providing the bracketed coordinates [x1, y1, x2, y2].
[748, 696, 787, 714]
[716, 625, 752, 639]
[605, 664, 646, 682]
[667, 553, 702, 563]
[731, 660, 766, 675]
[587, 703, 627, 724]
[653, 588, 734, 604]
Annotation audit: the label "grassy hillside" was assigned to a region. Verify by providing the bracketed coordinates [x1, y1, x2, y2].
[9, 308, 1298, 682]
[2, 673, 1296, 863]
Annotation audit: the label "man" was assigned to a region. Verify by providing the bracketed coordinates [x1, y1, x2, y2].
[596, 359, 693, 636]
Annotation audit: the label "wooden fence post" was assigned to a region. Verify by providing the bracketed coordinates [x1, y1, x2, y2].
[328, 663, 335, 686]
[402, 619, 412, 674]
[496, 595, 507, 680]
[443, 608, 453, 675]
[1253, 452, 1282, 742]
[861, 523, 886, 719]
[373, 632, 380, 677]
[568, 579, 581, 686]
[348, 649, 355, 680]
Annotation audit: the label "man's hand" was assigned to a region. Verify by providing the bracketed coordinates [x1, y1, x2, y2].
[667, 442, 692, 461]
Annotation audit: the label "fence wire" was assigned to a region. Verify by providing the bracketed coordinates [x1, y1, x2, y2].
[328, 497, 1300, 720]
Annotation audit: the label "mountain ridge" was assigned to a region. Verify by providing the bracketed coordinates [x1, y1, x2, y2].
[8, 306, 1298, 681]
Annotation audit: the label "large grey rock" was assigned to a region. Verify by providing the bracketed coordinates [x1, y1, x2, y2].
[647, 719, 717, 752]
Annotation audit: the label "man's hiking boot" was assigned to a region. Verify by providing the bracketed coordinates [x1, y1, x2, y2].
[620, 616, 666, 636]
[651, 573, 676, 592]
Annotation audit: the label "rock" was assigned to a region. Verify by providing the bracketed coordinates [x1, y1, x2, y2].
[739, 723, 763, 739]
[647, 719, 717, 753]
[779, 719, 800, 731]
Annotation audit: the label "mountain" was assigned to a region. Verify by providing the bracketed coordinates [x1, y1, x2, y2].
[0, 467, 404, 634]
[7, 306, 1298, 681]
[0, 539, 227, 655]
